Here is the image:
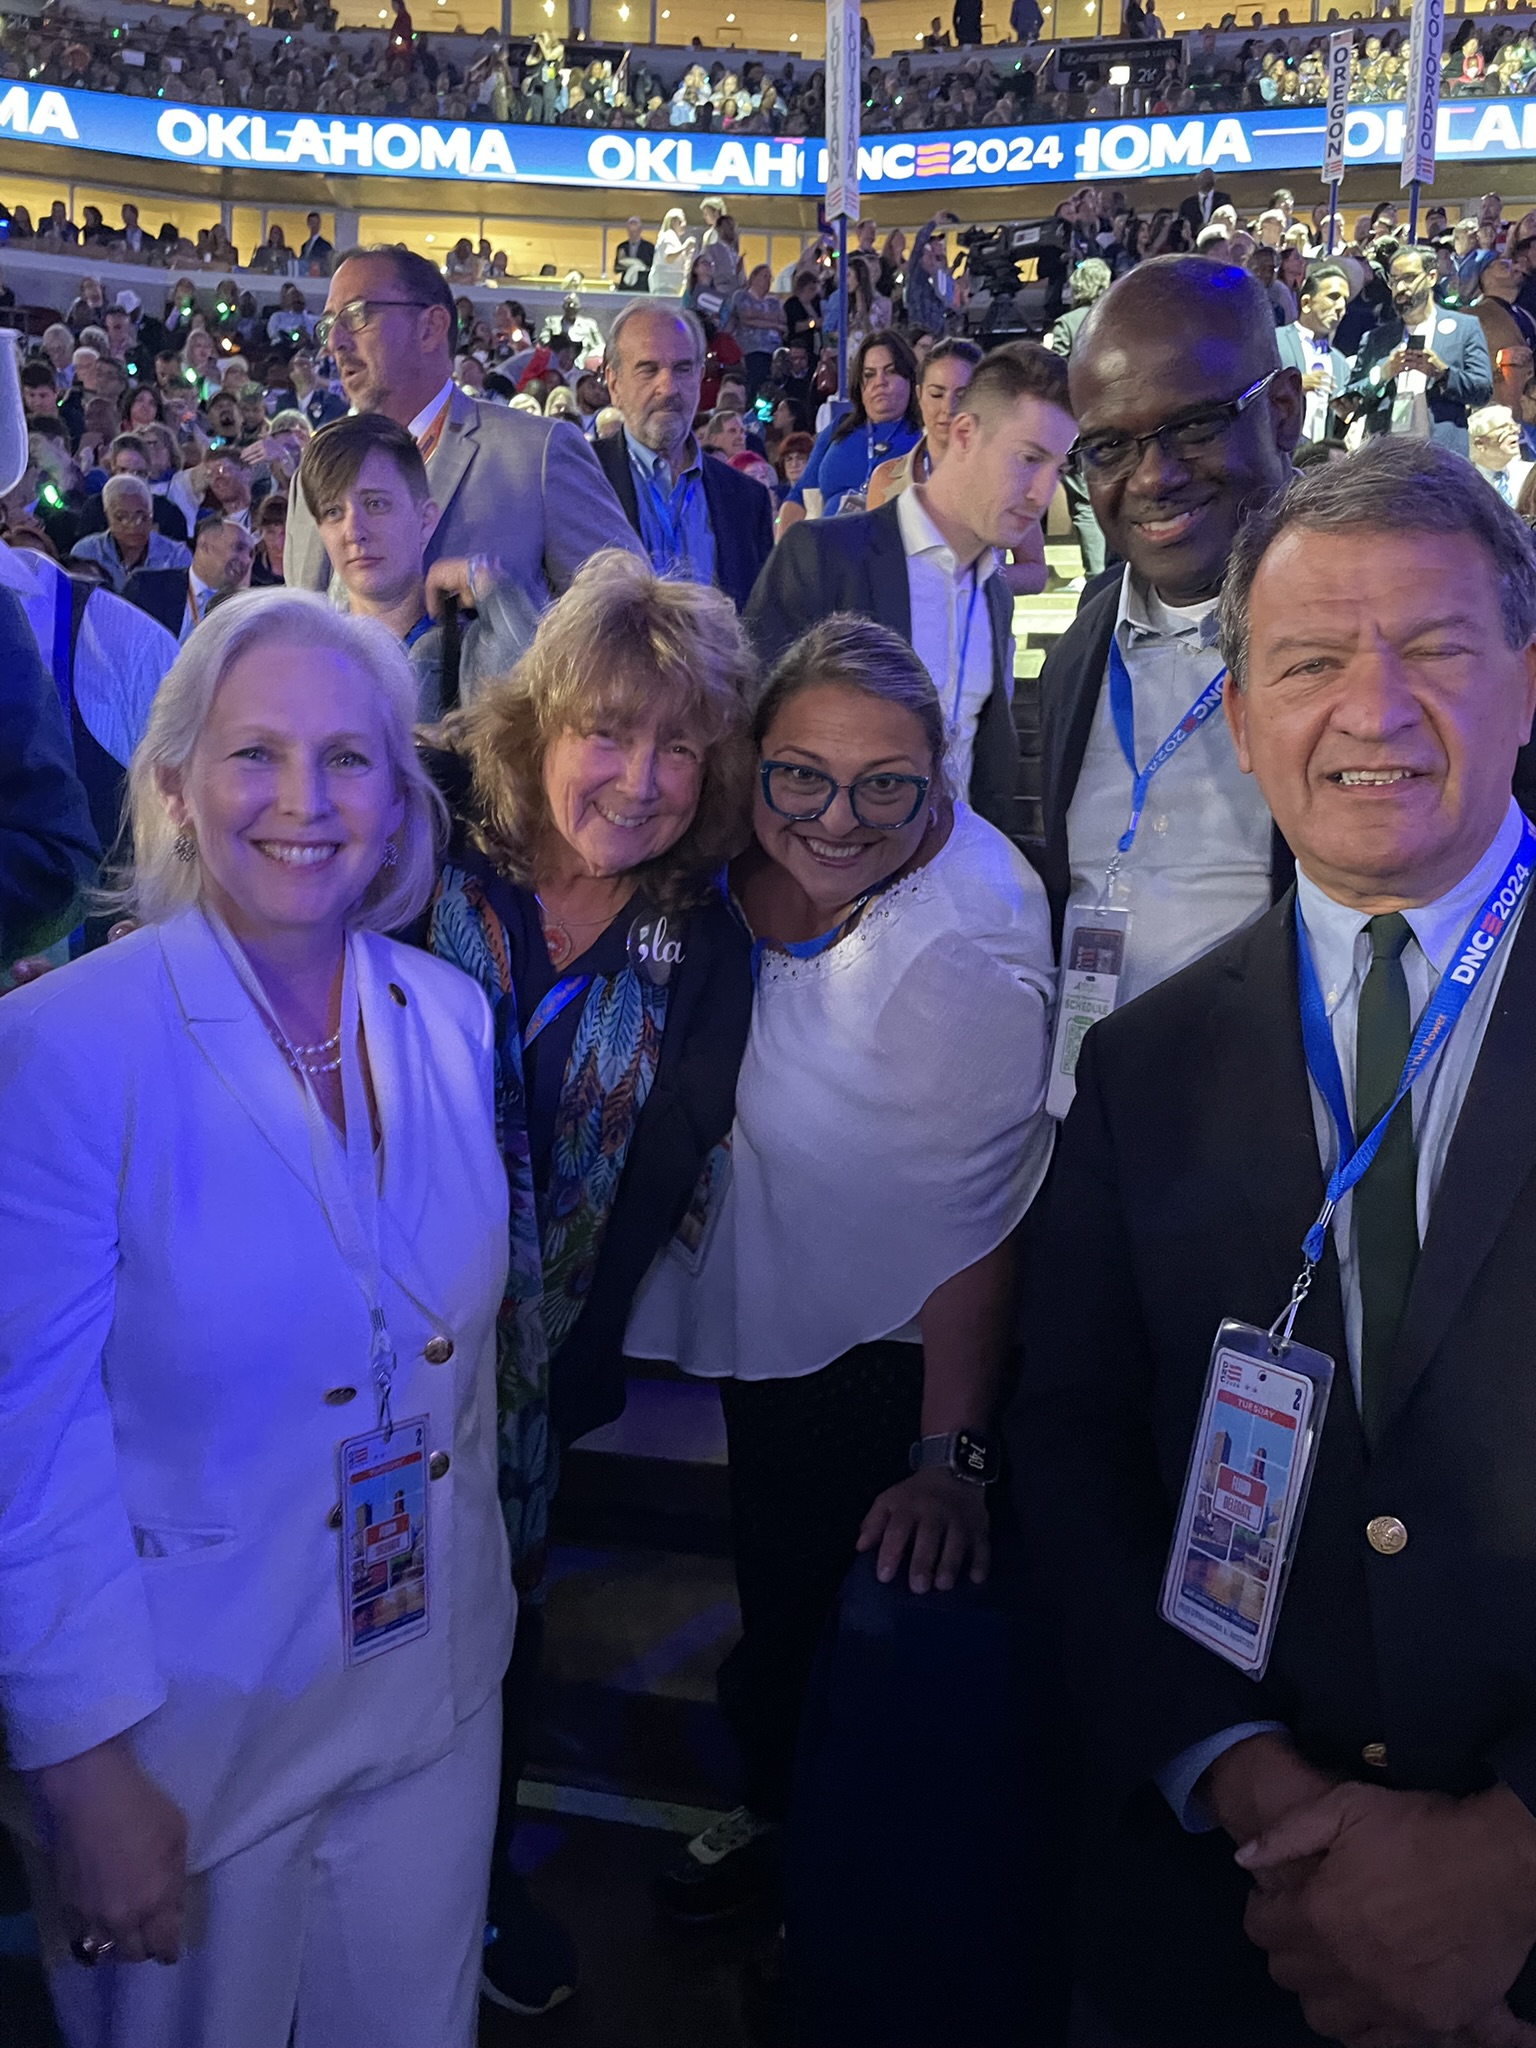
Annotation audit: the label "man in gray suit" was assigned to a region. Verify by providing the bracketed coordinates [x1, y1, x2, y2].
[1275, 262, 1353, 445]
[285, 245, 642, 599]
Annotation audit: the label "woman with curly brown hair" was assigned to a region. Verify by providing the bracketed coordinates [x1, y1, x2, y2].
[422, 547, 756, 2018]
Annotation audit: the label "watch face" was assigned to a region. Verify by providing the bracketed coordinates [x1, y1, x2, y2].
[954, 1430, 999, 1484]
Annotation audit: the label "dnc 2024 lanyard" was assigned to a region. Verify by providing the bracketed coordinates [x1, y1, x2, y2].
[1103, 635, 1228, 898]
[1270, 814, 1536, 1345]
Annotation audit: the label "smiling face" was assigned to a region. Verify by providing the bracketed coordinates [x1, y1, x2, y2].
[753, 683, 934, 922]
[1071, 297, 1300, 606]
[1226, 526, 1536, 908]
[158, 638, 405, 954]
[541, 710, 706, 879]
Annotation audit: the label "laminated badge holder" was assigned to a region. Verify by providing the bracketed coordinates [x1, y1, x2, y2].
[1046, 640, 1229, 1119]
[1159, 816, 1536, 1681]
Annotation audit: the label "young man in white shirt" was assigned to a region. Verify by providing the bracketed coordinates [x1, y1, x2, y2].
[744, 343, 1077, 839]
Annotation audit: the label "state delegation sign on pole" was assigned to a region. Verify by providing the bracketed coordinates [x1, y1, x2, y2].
[1320, 30, 1351, 253]
[1400, 0, 1443, 193]
[825, 0, 860, 403]
[823, 0, 861, 222]
[1320, 31, 1352, 185]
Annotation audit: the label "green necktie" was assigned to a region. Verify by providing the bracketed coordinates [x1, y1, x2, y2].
[1355, 912, 1419, 1440]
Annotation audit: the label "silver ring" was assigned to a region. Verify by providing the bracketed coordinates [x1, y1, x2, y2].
[70, 1934, 117, 1967]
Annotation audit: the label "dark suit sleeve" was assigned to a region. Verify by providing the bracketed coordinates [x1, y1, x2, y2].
[743, 521, 833, 668]
[1010, 1025, 1281, 1803]
[1443, 320, 1493, 410]
[0, 587, 98, 963]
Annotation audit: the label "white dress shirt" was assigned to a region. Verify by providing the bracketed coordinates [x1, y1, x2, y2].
[1289, 321, 1337, 443]
[1159, 801, 1531, 1830]
[1382, 315, 1434, 439]
[1065, 568, 1272, 1005]
[406, 377, 456, 441]
[896, 486, 1002, 802]
[0, 541, 176, 766]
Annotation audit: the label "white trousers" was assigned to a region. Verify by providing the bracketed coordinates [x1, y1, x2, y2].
[43, 1692, 499, 2048]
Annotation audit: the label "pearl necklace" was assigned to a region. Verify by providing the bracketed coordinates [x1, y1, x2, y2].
[270, 1025, 343, 1077]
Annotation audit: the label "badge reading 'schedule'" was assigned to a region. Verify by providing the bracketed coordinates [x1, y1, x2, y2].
[628, 912, 684, 988]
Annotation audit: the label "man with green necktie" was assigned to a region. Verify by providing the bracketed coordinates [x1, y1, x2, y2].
[1015, 437, 1536, 2047]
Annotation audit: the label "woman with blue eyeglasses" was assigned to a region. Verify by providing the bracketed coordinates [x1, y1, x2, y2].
[630, 615, 1056, 1920]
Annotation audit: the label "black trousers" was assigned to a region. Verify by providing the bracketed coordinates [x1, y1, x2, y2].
[487, 1603, 545, 1920]
[716, 1341, 924, 1822]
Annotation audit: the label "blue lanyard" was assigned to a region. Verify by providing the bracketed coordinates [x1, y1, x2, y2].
[1106, 636, 1228, 858]
[402, 614, 433, 650]
[638, 463, 698, 570]
[950, 566, 983, 731]
[522, 974, 591, 1051]
[1293, 816, 1536, 1266]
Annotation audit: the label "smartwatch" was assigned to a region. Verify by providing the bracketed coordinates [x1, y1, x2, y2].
[909, 1430, 999, 1487]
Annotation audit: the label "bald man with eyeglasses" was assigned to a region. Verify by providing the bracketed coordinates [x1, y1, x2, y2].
[284, 245, 640, 601]
[1035, 257, 1305, 1115]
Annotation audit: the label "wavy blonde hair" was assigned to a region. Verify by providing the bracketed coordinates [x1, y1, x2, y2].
[116, 588, 445, 930]
[441, 549, 756, 911]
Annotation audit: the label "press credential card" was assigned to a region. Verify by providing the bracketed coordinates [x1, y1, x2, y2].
[1159, 1345, 1319, 1677]
[339, 1416, 430, 1666]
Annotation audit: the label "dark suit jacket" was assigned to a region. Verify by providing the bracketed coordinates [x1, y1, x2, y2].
[1035, 578, 1292, 949]
[74, 491, 188, 545]
[1013, 892, 1536, 2041]
[0, 584, 97, 961]
[122, 566, 186, 639]
[1176, 188, 1231, 234]
[593, 431, 773, 614]
[1343, 306, 1493, 455]
[742, 498, 1021, 836]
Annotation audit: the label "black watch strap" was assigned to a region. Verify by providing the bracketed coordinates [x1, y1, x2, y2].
[909, 1430, 999, 1486]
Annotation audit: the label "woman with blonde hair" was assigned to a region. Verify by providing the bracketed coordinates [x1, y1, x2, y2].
[425, 548, 755, 2016]
[648, 206, 697, 296]
[0, 590, 515, 2048]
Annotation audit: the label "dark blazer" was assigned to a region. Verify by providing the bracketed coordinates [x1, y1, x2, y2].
[742, 498, 1021, 837]
[553, 887, 751, 1442]
[1275, 320, 1351, 439]
[74, 491, 189, 545]
[1014, 892, 1536, 2041]
[1343, 306, 1493, 455]
[122, 566, 186, 640]
[593, 430, 773, 614]
[1176, 187, 1231, 234]
[1035, 577, 1292, 949]
[0, 585, 98, 961]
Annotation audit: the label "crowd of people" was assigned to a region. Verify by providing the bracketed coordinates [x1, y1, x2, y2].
[8, 168, 1536, 2048]
[5, 0, 1526, 143]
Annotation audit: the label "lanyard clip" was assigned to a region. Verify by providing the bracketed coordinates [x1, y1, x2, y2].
[1269, 1198, 1332, 1353]
[369, 1306, 396, 1441]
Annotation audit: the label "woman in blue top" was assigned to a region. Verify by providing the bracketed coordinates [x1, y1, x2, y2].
[777, 330, 921, 534]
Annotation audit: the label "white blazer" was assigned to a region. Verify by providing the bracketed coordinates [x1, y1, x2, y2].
[0, 909, 515, 1873]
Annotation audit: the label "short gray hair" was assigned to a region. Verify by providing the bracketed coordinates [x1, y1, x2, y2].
[1218, 438, 1536, 691]
[605, 294, 706, 368]
[103, 472, 152, 512]
[117, 589, 445, 929]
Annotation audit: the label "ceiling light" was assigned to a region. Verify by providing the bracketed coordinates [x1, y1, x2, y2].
[618, 3, 629, 16]
[425, 234, 436, 242]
